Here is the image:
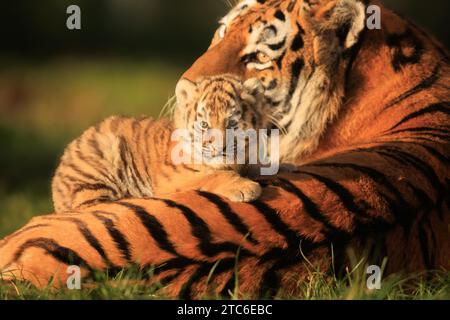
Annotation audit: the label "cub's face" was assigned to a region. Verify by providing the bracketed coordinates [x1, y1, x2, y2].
[175, 75, 267, 166]
[194, 77, 244, 135]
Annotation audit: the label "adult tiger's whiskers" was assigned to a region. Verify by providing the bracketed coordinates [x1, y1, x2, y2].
[267, 114, 288, 136]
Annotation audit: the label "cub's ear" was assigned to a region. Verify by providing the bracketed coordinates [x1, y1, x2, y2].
[175, 78, 198, 107]
[301, 0, 366, 49]
[174, 79, 198, 129]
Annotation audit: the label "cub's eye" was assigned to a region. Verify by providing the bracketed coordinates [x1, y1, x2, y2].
[256, 52, 271, 64]
[228, 119, 238, 128]
[200, 121, 209, 130]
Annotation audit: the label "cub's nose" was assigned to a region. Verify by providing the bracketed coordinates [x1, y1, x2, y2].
[175, 78, 197, 107]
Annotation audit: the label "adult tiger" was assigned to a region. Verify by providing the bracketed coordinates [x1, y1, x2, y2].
[0, 0, 449, 299]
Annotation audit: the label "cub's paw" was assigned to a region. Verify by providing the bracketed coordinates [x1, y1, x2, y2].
[220, 179, 262, 202]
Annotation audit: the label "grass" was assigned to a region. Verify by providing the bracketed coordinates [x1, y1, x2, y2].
[1, 259, 449, 300]
[0, 57, 449, 300]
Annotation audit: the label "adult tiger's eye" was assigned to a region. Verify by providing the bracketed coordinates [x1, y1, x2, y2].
[257, 52, 271, 64]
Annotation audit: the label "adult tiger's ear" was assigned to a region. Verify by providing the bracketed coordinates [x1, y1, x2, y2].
[300, 0, 366, 63]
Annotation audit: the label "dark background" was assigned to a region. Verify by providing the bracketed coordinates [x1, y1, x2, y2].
[1, 0, 449, 61]
[0, 0, 448, 236]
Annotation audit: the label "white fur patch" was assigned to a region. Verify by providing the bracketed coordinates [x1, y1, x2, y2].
[335, 0, 366, 49]
[219, 0, 258, 38]
[243, 18, 291, 60]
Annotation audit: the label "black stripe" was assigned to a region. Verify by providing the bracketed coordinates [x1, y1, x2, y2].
[290, 27, 304, 51]
[151, 257, 197, 276]
[273, 177, 348, 237]
[78, 196, 112, 208]
[258, 255, 294, 298]
[309, 162, 406, 204]
[118, 136, 146, 193]
[364, 150, 436, 208]
[88, 136, 104, 159]
[374, 147, 444, 192]
[265, 96, 282, 108]
[390, 102, 450, 131]
[72, 183, 118, 196]
[44, 216, 117, 268]
[268, 38, 286, 51]
[308, 162, 410, 224]
[274, 9, 285, 21]
[409, 142, 449, 164]
[394, 10, 450, 63]
[386, 28, 424, 72]
[93, 213, 132, 262]
[64, 162, 98, 183]
[181, 164, 200, 172]
[389, 126, 450, 135]
[382, 64, 440, 111]
[249, 200, 301, 249]
[275, 50, 286, 69]
[179, 258, 236, 300]
[0, 224, 50, 250]
[258, 239, 319, 298]
[159, 270, 185, 286]
[73, 141, 116, 186]
[287, 58, 304, 99]
[364, 146, 444, 189]
[156, 198, 254, 258]
[140, 121, 154, 179]
[12, 237, 92, 270]
[67, 217, 117, 268]
[296, 170, 377, 220]
[287, 0, 296, 12]
[388, 126, 450, 140]
[196, 191, 259, 245]
[417, 218, 432, 270]
[220, 272, 237, 298]
[266, 79, 278, 90]
[116, 201, 180, 257]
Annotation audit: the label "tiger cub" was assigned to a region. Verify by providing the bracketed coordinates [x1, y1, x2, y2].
[51, 76, 271, 212]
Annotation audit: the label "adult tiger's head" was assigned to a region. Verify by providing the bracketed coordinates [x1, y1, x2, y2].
[176, 0, 367, 161]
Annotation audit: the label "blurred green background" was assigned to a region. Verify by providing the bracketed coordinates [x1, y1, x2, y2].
[0, 0, 448, 238]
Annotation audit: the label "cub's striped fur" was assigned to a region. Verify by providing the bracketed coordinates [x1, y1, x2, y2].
[51, 76, 269, 212]
[1, 0, 449, 298]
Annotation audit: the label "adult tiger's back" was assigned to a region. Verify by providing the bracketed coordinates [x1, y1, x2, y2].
[0, 0, 449, 298]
